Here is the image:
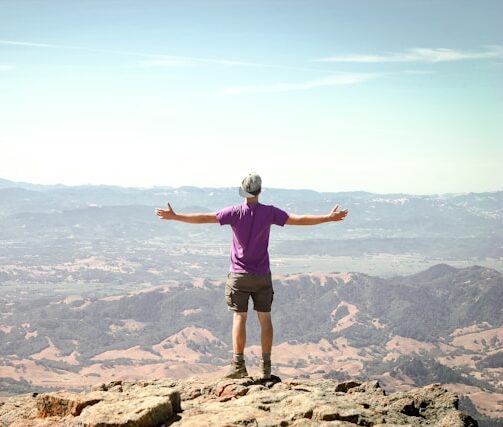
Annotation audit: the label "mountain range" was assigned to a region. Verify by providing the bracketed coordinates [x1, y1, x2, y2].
[0, 178, 502, 425]
[1, 177, 502, 280]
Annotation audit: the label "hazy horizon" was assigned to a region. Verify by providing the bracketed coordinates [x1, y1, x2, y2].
[2, 174, 502, 197]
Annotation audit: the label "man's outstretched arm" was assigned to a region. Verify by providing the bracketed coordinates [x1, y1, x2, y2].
[155, 203, 219, 224]
[286, 205, 348, 226]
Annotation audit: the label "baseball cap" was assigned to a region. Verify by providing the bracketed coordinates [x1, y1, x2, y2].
[239, 173, 262, 198]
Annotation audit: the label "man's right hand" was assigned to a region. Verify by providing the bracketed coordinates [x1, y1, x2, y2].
[155, 202, 177, 220]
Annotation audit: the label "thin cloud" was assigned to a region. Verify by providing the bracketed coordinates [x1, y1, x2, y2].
[223, 73, 376, 95]
[0, 64, 15, 71]
[0, 39, 265, 68]
[313, 46, 503, 63]
[0, 40, 60, 48]
[400, 70, 435, 75]
[138, 58, 264, 68]
[138, 59, 194, 68]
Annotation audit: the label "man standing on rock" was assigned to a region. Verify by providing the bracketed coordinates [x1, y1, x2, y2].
[155, 173, 348, 379]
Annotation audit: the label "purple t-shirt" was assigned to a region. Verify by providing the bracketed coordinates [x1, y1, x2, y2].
[216, 202, 289, 274]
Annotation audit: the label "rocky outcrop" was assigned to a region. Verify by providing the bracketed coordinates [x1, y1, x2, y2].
[0, 376, 478, 426]
[0, 380, 181, 427]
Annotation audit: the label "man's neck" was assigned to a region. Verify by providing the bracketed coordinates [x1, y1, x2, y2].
[245, 196, 259, 204]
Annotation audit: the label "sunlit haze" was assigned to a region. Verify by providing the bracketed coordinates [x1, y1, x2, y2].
[1, 0, 502, 194]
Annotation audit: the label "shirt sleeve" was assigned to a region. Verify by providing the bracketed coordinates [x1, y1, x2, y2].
[216, 205, 237, 226]
[272, 206, 289, 227]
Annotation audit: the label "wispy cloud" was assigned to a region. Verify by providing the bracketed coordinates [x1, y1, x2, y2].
[223, 73, 376, 95]
[0, 39, 265, 68]
[0, 40, 60, 48]
[400, 70, 435, 75]
[313, 46, 503, 63]
[138, 58, 264, 68]
[0, 64, 15, 71]
[138, 59, 194, 68]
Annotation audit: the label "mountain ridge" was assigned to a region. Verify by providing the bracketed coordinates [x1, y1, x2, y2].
[1, 176, 502, 198]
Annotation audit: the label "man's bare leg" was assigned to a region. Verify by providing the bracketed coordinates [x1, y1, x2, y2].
[257, 311, 273, 379]
[232, 311, 248, 353]
[256, 311, 273, 353]
[224, 311, 249, 378]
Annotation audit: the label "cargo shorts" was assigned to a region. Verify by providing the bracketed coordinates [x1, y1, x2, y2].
[225, 272, 274, 312]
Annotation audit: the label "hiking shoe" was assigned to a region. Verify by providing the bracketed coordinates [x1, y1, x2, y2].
[258, 360, 271, 380]
[224, 360, 248, 379]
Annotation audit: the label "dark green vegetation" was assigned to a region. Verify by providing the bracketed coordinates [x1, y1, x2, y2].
[459, 396, 503, 427]
[0, 378, 56, 395]
[476, 351, 503, 369]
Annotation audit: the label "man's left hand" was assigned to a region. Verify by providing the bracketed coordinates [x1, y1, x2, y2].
[328, 205, 348, 222]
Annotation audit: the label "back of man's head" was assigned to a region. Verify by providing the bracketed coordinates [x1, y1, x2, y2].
[239, 173, 262, 198]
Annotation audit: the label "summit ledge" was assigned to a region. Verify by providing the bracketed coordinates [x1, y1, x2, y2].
[0, 376, 478, 426]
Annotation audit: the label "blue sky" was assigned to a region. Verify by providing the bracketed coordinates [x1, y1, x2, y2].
[1, 0, 502, 194]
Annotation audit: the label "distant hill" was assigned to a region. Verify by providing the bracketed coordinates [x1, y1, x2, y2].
[1, 177, 502, 239]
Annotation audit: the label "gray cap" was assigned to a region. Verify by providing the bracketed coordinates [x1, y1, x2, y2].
[239, 173, 262, 198]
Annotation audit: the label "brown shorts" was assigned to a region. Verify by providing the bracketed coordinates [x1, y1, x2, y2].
[225, 272, 274, 312]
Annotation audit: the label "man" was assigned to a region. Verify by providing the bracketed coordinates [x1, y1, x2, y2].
[155, 173, 348, 379]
